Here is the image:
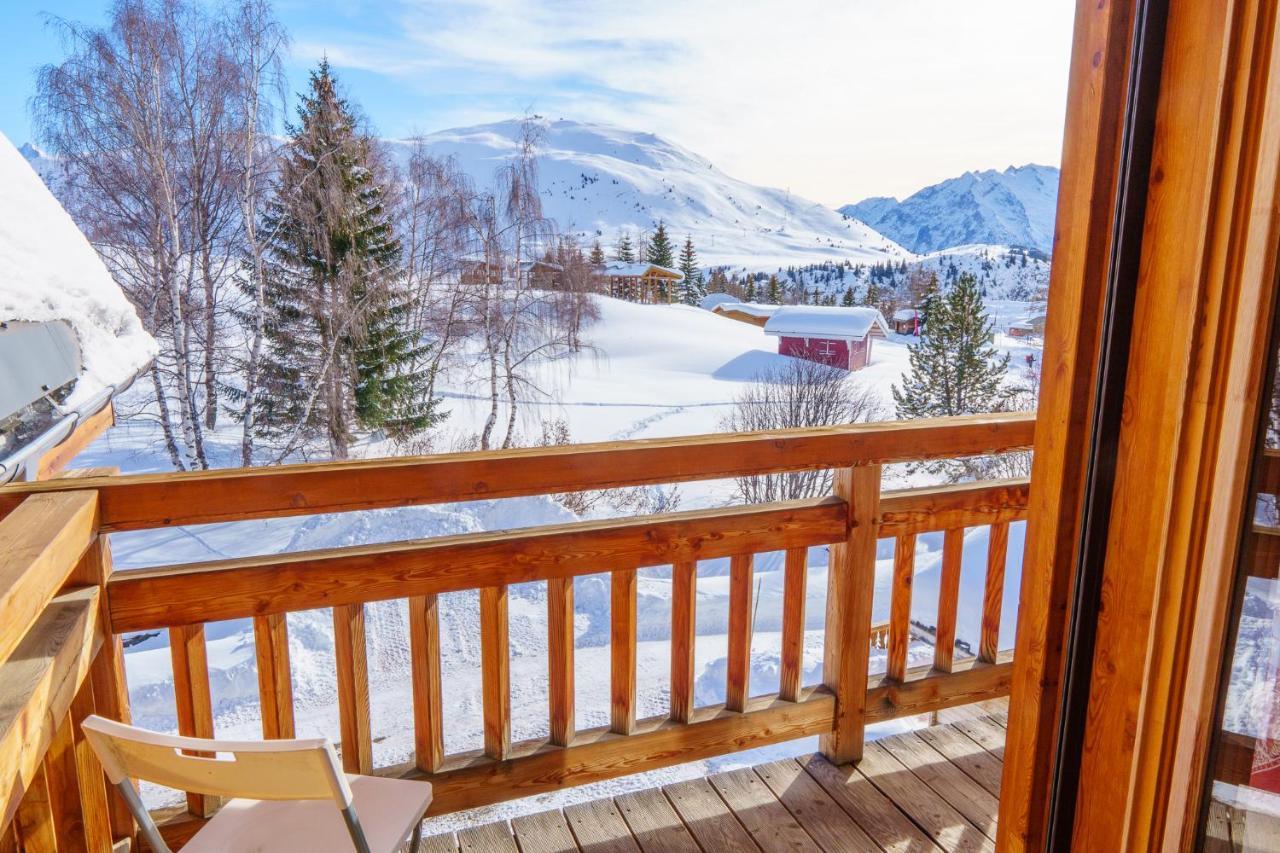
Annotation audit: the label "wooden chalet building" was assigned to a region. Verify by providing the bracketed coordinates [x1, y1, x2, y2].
[459, 258, 562, 289]
[891, 306, 922, 335]
[599, 261, 683, 303]
[6, 3, 1280, 852]
[710, 301, 779, 327]
[763, 305, 889, 371]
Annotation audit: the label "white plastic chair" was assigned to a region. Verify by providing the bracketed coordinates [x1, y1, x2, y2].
[81, 715, 430, 853]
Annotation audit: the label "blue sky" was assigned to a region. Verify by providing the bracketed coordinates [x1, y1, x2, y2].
[0, 0, 1076, 204]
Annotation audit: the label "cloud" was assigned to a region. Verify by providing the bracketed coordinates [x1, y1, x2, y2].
[291, 0, 1075, 205]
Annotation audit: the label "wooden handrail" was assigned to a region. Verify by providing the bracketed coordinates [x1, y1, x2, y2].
[0, 411, 1034, 531]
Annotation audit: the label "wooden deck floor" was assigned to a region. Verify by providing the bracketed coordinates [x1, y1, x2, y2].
[422, 700, 1008, 853]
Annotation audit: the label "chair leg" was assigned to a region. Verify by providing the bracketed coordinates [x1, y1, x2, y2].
[410, 822, 423, 853]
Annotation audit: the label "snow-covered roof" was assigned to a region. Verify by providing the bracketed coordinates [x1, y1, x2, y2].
[602, 261, 684, 280]
[763, 306, 890, 340]
[893, 308, 920, 322]
[699, 292, 738, 311]
[0, 133, 157, 409]
[713, 302, 779, 319]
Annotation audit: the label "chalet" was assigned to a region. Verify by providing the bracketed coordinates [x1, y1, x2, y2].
[764, 305, 889, 371]
[459, 258, 563, 289]
[891, 307, 922, 335]
[1008, 313, 1048, 338]
[710, 301, 779, 328]
[600, 262, 683, 303]
[697, 292, 738, 312]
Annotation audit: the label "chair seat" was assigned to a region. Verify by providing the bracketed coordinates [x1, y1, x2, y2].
[181, 775, 432, 852]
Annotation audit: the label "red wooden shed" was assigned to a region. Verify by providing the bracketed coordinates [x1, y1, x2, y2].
[763, 306, 890, 371]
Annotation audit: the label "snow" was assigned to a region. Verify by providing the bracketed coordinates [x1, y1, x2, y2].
[763, 305, 889, 341]
[698, 293, 738, 311]
[602, 261, 683, 279]
[893, 308, 920, 322]
[713, 301, 778, 319]
[0, 132, 156, 408]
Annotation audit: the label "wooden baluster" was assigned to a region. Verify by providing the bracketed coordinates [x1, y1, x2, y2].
[44, 712, 87, 852]
[611, 569, 637, 734]
[480, 586, 510, 758]
[169, 623, 216, 817]
[253, 613, 295, 739]
[547, 578, 575, 746]
[726, 554, 753, 712]
[69, 674, 112, 853]
[821, 464, 881, 765]
[333, 604, 372, 773]
[669, 560, 697, 723]
[888, 533, 917, 682]
[13, 765, 57, 852]
[408, 595, 445, 771]
[779, 547, 808, 702]
[979, 521, 1010, 663]
[934, 528, 965, 673]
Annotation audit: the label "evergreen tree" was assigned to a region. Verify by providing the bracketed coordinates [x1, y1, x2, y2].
[647, 221, 675, 268]
[841, 286, 855, 307]
[677, 236, 702, 305]
[766, 274, 782, 304]
[589, 240, 606, 266]
[744, 277, 758, 302]
[255, 61, 439, 459]
[615, 231, 635, 262]
[892, 272, 1010, 424]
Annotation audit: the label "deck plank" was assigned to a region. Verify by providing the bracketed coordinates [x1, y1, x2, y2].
[422, 831, 460, 853]
[856, 741, 994, 853]
[564, 798, 642, 853]
[708, 767, 820, 853]
[458, 820, 519, 852]
[512, 809, 580, 853]
[915, 724, 1003, 797]
[946, 717, 1006, 758]
[799, 754, 941, 852]
[753, 759, 882, 852]
[615, 787, 700, 853]
[879, 733, 999, 840]
[663, 777, 760, 852]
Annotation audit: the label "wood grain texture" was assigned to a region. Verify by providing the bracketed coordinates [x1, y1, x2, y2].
[564, 798, 639, 853]
[752, 758, 880, 851]
[879, 478, 1029, 535]
[887, 533, 916, 683]
[546, 578, 575, 747]
[880, 732, 999, 840]
[725, 554, 753, 712]
[610, 570, 638, 735]
[935, 528, 965, 673]
[820, 465, 881, 764]
[44, 712, 87, 853]
[252, 613, 294, 739]
[0, 490, 97, 668]
[480, 586, 510, 759]
[798, 753, 939, 850]
[857, 741, 992, 852]
[167, 623, 215, 816]
[668, 560, 696, 723]
[409, 595, 445, 771]
[778, 547, 807, 702]
[510, 809, 578, 853]
[707, 768, 816, 853]
[614, 786, 700, 853]
[979, 522, 1008, 664]
[89, 630, 135, 846]
[0, 413, 1034, 531]
[13, 764, 57, 852]
[67, 676, 112, 853]
[34, 402, 115, 482]
[332, 604, 372, 773]
[106, 498, 847, 633]
[663, 777, 761, 852]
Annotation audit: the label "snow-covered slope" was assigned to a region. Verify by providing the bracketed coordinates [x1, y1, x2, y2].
[390, 118, 909, 269]
[840, 164, 1060, 254]
[0, 133, 156, 408]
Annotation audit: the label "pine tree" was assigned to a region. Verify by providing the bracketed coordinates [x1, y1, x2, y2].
[647, 221, 675, 268]
[590, 240, 606, 266]
[615, 232, 634, 262]
[841, 286, 855, 307]
[677, 236, 702, 305]
[892, 272, 1010, 423]
[766, 274, 782, 304]
[255, 61, 440, 459]
[744, 277, 758, 302]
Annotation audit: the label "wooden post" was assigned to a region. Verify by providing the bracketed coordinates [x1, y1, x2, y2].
[332, 604, 372, 774]
[669, 560, 697, 723]
[820, 464, 881, 765]
[68, 676, 112, 853]
[611, 569, 638, 735]
[779, 547, 808, 702]
[887, 533, 917, 682]
[547, 578, 575, 747]
[13, 765, 57, 852]
[168, 623, 216, 817]
[253, 613, 294, 739]
[480, 586, 510, 759]
[726, 554, 753, 712]
[980, 522, 1009, 664]
[934, 528, 965, 673]
[408, 595, 445, 771]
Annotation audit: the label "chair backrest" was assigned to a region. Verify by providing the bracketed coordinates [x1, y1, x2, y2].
[81, 715, 354, 806]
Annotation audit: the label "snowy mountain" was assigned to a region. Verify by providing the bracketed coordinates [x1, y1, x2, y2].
[840, 164, 1060, 255]
[391, 118, 909, 269]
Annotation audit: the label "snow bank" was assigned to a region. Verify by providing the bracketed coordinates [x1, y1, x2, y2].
[0, 133, 156, 408]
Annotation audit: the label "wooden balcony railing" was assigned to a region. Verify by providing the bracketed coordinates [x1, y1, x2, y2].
[0, 411, 1033, 851]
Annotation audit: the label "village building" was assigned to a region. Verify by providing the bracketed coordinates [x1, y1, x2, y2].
[1008, 313, 1048, 338]
[459, 258, 563, 289]
[891, 307, 922, 335]
[763, 305, 889, 371]
[710, 301, 780, 328]
[600, 262, 683, 303]
[698, 292, 738, 312]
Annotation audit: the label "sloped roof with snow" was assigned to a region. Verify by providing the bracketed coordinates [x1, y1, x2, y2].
[714, 302, 779, 319]
[602, 261, 684, 279]
[699, 292, 738, 311]
[893, 308, 920, 322]
[0, 133, 157, 409]
[764, 305, 890, 340]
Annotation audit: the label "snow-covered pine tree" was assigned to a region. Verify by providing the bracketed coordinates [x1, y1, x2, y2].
[615, 231, 635, 262]
[647, 221, 675, 268]
[841, 286, 855, 307]
[589, 240, 606, 266]
[744, 277, 758, 302]
[677, 236, 702, 305]
[766, 274, 782, 304]
[255, 61, 439, 459]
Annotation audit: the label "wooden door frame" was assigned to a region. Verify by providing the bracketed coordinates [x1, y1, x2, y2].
[1002, 0, 1280, 849]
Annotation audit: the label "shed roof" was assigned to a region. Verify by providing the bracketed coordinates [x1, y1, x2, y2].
[714, 302, 780, 319]
[602, 261, 684, 280]
[763, 306, 889, 340]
